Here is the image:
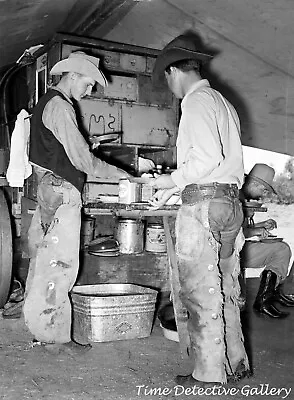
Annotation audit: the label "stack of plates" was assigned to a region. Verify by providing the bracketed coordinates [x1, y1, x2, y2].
[244, 200, 263, 208]
[88, 237, 119, 257]
[260, 237, 283, 243]
[88, 249, 120, 257]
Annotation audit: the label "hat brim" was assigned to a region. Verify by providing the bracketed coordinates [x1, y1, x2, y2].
[246, 174, 276, 195]
[153, 47, 213, 85]
[50, 59, 108, 87]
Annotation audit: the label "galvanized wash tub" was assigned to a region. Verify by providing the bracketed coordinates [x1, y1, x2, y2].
[71, 284, 158, 343]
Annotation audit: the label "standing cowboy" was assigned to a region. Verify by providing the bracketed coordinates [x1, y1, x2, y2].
[23, 52, 131, 354]
[149, 33, 251, 387]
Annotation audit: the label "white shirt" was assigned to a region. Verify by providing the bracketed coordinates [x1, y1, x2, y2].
[171, 79, 244, 189]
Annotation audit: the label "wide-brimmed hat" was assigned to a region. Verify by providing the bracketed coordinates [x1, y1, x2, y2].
[153, 34, 214, 84]
[246, 163, 276, 194]
[50, 51, 108, 87]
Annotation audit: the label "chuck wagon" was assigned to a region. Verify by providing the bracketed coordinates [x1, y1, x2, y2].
[0, 33, 179, 309]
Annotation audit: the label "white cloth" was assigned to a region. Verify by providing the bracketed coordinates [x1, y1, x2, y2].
[6, 109, 32, 187]
[138, 157, 155, 173]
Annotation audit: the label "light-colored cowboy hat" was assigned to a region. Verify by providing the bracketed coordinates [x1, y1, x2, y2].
[50, 51, 108, 87]
[246, 163, 276, 194]
[153, 34, 214, 84]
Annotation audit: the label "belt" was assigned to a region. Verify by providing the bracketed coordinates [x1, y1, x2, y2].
[181, 182, 239, 204]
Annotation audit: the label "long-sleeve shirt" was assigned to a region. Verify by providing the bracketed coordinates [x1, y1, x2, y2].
[36, 87, 126, 180]
[171, 79, 244, 189]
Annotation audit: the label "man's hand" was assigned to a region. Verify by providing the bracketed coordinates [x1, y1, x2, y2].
[148, 187, 179, 210]
[263, 219, 277, 230]
[150, 174, 176, 190]
[148, 189, 173, 210]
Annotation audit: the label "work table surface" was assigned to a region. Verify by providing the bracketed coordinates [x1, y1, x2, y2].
[83, 202, 180, 217]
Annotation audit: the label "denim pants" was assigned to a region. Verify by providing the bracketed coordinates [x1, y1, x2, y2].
[23, 173, 82, 343]
[175, 195, 249, 383]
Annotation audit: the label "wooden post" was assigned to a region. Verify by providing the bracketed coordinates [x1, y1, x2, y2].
[163, 216, 190, 359]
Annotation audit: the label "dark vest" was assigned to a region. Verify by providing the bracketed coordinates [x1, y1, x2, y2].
[29, 90, 85, 192]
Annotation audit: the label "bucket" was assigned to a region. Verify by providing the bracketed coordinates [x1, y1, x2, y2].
[81, 217, 95, 246]
[145, 223, 166, 253]
[116, 218, 144, 254]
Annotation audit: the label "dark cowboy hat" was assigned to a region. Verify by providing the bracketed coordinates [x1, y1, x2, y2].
[246, 163, 276, 194]
[153, 34, 214, 84]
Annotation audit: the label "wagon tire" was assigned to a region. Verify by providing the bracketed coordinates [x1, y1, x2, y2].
[0, 189, 12, 308]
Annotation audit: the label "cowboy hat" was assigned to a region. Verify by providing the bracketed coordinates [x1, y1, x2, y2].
[50, 51, 108, 87]
[153, 34, 214, 84]
[246, 163, 276, 194]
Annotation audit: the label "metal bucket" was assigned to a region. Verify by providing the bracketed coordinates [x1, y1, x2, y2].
[145, 223, 166, 253]
[116, 218, 144, 254]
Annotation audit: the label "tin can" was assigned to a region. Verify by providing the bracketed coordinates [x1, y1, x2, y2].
[140, 183, 156, 202]
[145, 223, 166, 253]
[81, 217, 95, 246]
[116, 218, 144, 254]
[118, 179, 140, 204]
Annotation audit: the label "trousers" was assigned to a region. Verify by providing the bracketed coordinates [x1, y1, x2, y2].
[176, 187, 249, 383]
[23, 173, 82, 343]
[241, 241, 291, 285]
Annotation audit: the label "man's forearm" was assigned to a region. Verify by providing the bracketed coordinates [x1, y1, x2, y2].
[92, 156, 130, 180]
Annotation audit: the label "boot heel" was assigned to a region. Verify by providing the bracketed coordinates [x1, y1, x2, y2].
[253, 270, 290, 319]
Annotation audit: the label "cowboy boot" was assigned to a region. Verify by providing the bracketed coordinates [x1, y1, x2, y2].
[274, 285, 294, 307]
[253, 270, 289, 318]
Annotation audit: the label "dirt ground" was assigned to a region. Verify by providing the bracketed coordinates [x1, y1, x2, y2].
[1, 203, 294, 400]
[2, 279, 294, 400]
[0, 314, 190, 400]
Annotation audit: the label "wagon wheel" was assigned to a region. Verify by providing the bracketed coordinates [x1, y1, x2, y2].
[0, 188, 12, 308]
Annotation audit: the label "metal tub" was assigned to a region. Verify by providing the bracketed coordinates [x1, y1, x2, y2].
[71, 284, 158, 343]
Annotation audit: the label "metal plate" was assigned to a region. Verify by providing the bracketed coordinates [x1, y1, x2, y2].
[244, 201, 263, 208]
[121, 103, 176, 146]
[88, 251, 120, 257]
[104, 76, 138, 101]
[260, 237, 283, 243]
[0, 189, 12, 307]
[91, 133, 121, 143]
